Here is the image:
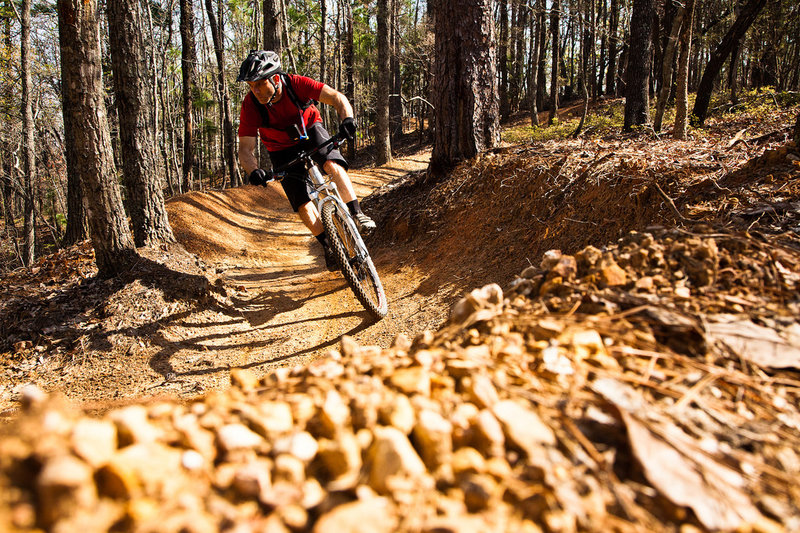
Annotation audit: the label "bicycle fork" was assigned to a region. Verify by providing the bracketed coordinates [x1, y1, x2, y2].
[308, 165, 370, 273]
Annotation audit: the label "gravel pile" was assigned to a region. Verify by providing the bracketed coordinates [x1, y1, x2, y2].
[1, 227, 799, 533]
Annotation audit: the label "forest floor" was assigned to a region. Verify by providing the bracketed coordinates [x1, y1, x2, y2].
[1, 99, 800, 532]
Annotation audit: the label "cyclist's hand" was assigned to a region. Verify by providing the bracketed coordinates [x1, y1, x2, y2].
[248, 169, 268, 186]
[339, 117, 356, 140]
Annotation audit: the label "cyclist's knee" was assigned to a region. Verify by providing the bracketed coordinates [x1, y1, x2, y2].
[323, 160, 347, 177]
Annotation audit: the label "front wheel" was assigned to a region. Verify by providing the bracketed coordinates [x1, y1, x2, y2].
[321, 201, 388, 319]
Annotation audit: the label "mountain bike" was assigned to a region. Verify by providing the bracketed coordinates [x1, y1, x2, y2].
[265, 132, 388, 320]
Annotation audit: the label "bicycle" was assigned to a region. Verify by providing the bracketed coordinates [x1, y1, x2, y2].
[264, 131, 389, 320]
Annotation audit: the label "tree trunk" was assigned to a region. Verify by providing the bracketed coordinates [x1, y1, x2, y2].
[548, 0, 560, 124]
[317, 0, 326, 82]
[654, 5, 685, 132]
[529, 0, 540, 126]
[673, 0, 695, 140]
[343, 0, 356, 160]
[512, 0, 526, 111]
[729, 42, 740, 104]
[390, 0, 403, 141]
[623, 0, 655, 131]
[262, 0, 281, 50]
[180, 0, 197, 191]
[429, 0, 499, 174]
[107, 0, 175, 247]
[57, 0, 137, 276]
[21, 0, 35, 266]
[573, 0, 590, 137]
[691, 0, 767, 126]
[794, 110, 800, 145]
[375, 0, 392, 164]
[536, 0, 547, 111]
[499, 0, 509, 118]
[606, 0, 619, 95]
[205, 0, 238, 188]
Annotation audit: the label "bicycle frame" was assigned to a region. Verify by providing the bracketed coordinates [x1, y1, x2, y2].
[270, 135, 370, 267]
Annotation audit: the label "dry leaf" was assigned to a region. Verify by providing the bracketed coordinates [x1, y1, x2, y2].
[707, 320, 800, 369]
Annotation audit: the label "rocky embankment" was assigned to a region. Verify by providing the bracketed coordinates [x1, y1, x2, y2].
[1, 226, 799, 533]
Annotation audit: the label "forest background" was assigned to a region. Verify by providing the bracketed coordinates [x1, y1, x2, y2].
[1, 0, 799, 276]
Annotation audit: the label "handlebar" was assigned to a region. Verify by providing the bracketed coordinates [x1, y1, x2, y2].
[266, 132, 349, 182]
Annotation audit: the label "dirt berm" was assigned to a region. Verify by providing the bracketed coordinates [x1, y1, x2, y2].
[0, 131, 799, 532]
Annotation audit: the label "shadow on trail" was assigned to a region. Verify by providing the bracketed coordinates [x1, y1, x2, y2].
[152, 309, 374, 380]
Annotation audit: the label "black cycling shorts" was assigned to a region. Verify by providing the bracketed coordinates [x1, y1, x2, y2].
[268, 123, 349, 212]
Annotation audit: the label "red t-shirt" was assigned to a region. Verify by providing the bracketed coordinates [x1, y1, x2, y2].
[237, 74, 324, 152]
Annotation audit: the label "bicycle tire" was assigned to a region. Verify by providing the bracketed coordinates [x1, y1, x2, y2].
[321, 201, 388, 319]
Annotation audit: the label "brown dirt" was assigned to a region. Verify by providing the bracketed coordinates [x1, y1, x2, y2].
[1, 108, 799, 531]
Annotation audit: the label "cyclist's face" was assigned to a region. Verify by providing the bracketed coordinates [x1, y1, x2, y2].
[248, 75, 281, 104]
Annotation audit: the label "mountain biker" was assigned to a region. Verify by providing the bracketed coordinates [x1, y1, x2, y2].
[236, 50, 376, 271]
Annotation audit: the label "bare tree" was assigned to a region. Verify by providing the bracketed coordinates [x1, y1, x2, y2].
[606, 0, 620, 95]
[794, 109, 800, 145]
[205, 0, 238, 188]
[654, 2, 685, 131]
[623, 0, 655, 131]
[528, 0, 542, 127]
[57, 0, 137, 276]
[548, 0, 560, 125]
[673, 0, 695, 140]
[691, 0, 767, 126]
[375, 0, 392, 165]
[180, 0, 197, 191]
[107, 0, 175, 246]
[21, 0, 35, 266]
[429, 0, 499, 174]
[343, 0, 356, 160]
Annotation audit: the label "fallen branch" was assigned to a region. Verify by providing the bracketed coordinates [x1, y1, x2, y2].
[652, 181, 691, 224]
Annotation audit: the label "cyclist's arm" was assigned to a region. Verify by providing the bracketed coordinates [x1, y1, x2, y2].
[318, 85, 354, 121]
[238, 135, 259, 175]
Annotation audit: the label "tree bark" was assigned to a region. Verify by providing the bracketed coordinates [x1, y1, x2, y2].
[528, 0, 541, 126]
[57, 0, 137, 276]
[107, 0, 175, 247]
[375, 0, 392, 165]
[429, 0, 499, 174]
[180, 0, 197, 191]
[390, 0, 403, 141]
[343, 0, 356, 160]
[21, 0, 35, 266]
[654, 5, 685, 132]
[623, 0, 655, 131]
[690, 0, 767, 126]
[536, 0, 547, 111]
[606, 0, 619, 95]
[794, 110, 800, 145]
[499, 0, 509, 118]
[548, 0, 560, 124]
[205, 0, 239, 188]
[511, 0, 526, 111]
[262, 0, 281, 50]
[673, 0, 695, 140]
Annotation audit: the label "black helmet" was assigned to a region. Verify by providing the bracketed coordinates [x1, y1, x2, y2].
[237, 50, 281, 82]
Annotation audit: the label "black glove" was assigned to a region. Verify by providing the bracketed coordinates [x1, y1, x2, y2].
[339, 117, 356, 140]
[248, 168, 267, 186]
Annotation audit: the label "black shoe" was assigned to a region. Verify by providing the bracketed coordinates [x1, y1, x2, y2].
[323, 245, 338, 272]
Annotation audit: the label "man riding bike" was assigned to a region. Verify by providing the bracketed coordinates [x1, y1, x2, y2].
[236, 50, 376, 271]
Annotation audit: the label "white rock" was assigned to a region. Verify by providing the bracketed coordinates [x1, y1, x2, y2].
[216, 423, 264, 453]
[491, 400, 555, 457]
[367, 426, 427, 494]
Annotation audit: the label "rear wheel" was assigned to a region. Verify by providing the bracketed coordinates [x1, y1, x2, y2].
[321, 201, 388, 319]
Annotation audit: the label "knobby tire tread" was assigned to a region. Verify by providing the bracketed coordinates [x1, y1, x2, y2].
[321, 202, 388, 319]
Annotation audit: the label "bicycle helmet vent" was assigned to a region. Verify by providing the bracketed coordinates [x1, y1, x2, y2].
[237, 50, 281, 82]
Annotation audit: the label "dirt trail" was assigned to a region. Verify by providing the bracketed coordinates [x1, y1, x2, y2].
[154, 151, 453, 399]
